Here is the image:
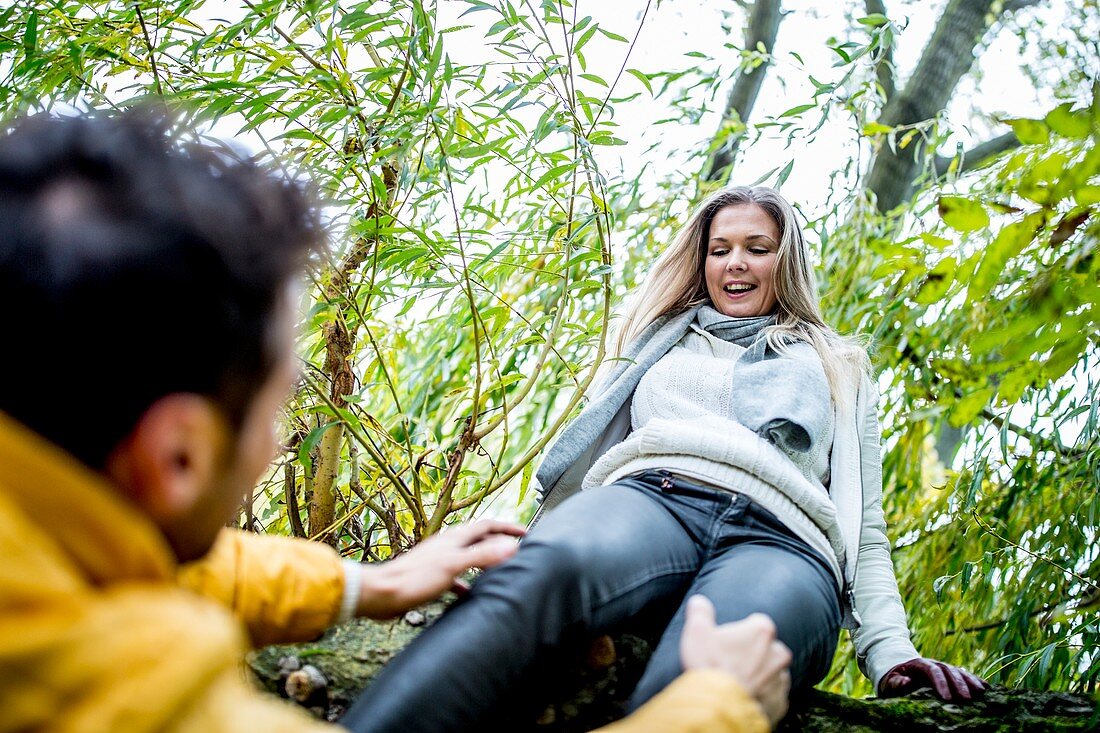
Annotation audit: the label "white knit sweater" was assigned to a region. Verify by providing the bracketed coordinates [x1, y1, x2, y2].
[581, 323, 844, 586]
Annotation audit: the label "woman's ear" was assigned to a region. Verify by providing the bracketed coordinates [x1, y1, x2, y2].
[104, 394, 231, 524]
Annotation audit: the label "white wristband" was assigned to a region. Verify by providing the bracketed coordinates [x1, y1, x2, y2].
[338, 560, 362, 624]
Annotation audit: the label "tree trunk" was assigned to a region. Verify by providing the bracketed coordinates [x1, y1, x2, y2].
[864, 0, 1041, 212]
[248, 605, 1099, 731]
[700, 0, 785, 185]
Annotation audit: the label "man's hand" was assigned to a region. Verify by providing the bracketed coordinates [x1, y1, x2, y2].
[680, 595, 792, 725]
[355, 519, 525, 619]
[878, 657, 988, 702]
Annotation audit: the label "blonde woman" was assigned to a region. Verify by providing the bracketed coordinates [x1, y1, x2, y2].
[345, 187, 985, 732]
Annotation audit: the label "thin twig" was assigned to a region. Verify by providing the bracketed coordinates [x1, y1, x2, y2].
[585, 0, 652, 137]
[134, 3, 163, 95]
[971, 511, 1099, 593]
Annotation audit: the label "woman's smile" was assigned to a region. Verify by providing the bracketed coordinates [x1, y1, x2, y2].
[704, 204, 779, 318]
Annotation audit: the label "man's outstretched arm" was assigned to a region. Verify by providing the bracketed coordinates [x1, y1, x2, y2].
[178, 520, 523, 647]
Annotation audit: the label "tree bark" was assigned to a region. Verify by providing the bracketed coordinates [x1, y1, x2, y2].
[248, 605, 1099, 730]
[700, 0, 785, 185]
[865, 0, 1042, 212]
[935, 130, 1021, 176]
[866, 0, 998, 212]
[862, 0, 1039, 465]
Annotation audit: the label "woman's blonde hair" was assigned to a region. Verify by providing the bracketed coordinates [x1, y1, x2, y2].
[613, 186, 868, 401]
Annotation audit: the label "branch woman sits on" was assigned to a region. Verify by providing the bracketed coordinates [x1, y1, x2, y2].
[343, 186, 987, 732]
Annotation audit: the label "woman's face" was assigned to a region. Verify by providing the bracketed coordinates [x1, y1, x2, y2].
[704, 204, 780, 318]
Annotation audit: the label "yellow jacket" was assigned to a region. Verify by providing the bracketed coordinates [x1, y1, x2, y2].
[0, 412, 767, 733]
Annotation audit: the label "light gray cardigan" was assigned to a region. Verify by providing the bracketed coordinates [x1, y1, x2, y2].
[533, 305, 920, 690]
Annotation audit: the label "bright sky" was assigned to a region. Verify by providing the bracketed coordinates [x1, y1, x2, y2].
[432, 0, 1075, 220]
[141, 0, 1080, 228]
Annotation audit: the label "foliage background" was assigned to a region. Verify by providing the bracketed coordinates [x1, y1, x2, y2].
[1, 0, 1096, 697]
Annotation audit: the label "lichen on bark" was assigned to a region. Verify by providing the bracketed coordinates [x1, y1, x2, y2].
[248, 602, 1099, 731]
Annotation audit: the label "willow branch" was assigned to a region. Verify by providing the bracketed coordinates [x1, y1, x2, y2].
[972, 511, 1099, 593]
[134, 3, 163, 96]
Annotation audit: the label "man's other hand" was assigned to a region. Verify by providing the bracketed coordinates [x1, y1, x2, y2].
[680, 595, 792, 726]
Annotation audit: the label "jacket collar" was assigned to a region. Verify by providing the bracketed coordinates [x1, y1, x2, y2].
[0, 411, 177, 586]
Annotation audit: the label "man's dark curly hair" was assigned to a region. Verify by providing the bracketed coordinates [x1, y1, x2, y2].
[0, 109, 324, 469]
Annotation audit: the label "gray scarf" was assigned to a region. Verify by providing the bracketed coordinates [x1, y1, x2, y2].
[536, 303, 833, 498]
[695, 305, 775, 348]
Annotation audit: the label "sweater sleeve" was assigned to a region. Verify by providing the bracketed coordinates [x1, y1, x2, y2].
[177, 529, 346, 647]
[591, 670, 770, 733]
[849, 376, 920, 691]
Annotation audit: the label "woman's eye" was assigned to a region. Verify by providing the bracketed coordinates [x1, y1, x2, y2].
[750, 248, 770, 255]
[710, 249, 728, 257]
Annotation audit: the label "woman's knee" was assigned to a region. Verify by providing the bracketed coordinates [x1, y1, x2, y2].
[469, 532, 599, 608]
[758, 571, 840, 688]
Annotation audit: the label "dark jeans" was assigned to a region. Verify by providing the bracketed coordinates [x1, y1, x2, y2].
[342, 470, 841, 733]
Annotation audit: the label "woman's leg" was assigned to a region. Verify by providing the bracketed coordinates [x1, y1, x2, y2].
[342, 477, 706, 733]
[627, 496, 841, 710]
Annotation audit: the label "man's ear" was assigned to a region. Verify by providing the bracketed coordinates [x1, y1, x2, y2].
[105, 394, 231, 523]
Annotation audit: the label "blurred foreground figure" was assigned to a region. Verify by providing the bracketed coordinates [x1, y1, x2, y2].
[0, 111, 789, 733]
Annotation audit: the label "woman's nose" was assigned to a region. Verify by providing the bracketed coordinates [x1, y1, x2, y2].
[726, 250, 747, 271]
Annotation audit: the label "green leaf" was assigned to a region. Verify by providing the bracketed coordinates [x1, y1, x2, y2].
[1006, 117, 1050, 145]
[952, 388, 994, 427]
[532, 162, 575, 190]
[862, 121, 893, 136]
[920, 233, 953, 250]
[518, 461, 534, 505]
[960, 561, 974, 591]
[588, 131, 626, 146]
[963, 459, 986, 509]
[857, 14, 889, 27]
[626, 68, 652, 94]
[968, 212, 1043, 301]
[938, 196, 989, 232]
[997, 366, 1034, 404]
[779, 103, 815, 118]
[1037, 643, 1058, 681]
[22, 10, 37, 56]
[278, 128, 320, 141]
[579, 73, 608, 88]
[1043, 334, 1087, 383]
[775, 159, 795, 188]
[1074, 185, 1100, 206]
[914, 256, 955, 305]
[298, 420, 339, 476]
[1044, 102, 1091, 139]
[932, 574, 951, 602]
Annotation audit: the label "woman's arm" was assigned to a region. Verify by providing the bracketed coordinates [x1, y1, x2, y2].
[851, 376, 986, 701]
[848, 376, 920, 688]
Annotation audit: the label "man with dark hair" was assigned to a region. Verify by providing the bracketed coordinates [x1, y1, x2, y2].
[0, 111, 527, 731]
[0, 111, 316, 475]
[0, 111, 790, 733]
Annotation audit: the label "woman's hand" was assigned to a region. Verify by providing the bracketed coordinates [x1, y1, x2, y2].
[355, 519, 525, 619]
[680, 595, 792, 725]
[878, 657, 988, 702]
